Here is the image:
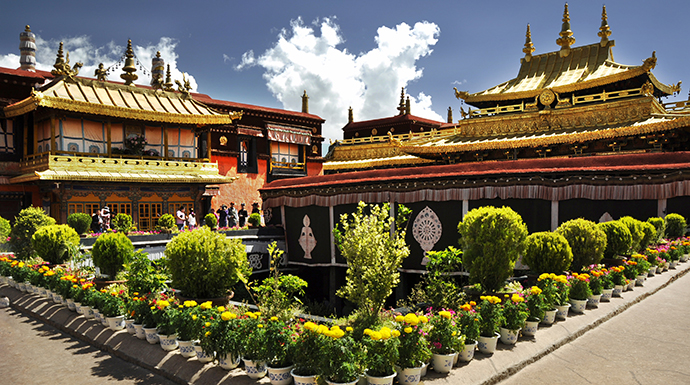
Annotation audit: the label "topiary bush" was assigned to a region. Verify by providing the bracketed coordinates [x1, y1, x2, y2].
[598, 220, 632, 259]
[111, 213, 133, 234]
[165, 226, 250, 298]
[457, 206, 528, 292]
[91, 232, 134, 279]
[9, 206, 56, 260]
[156, 213, 176, 233]
[647, 217, 665, 242]
[665, 213, 687, 239]
[639, 221, 657, 250]
[67, 212, 92, 235]
[204, 213, 217, 229]
[248, 212, 262, 227]
[521, 231, 573, 274]
[0, 215, 10, 243]
[619, 216, 645, 253]
[31, 224, 80, 265]
[556, 218, 607, 271]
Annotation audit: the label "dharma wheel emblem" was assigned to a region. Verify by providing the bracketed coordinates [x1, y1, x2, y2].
[298, 215, 316, 259]
[539, 89, 556, 106]
[412, 206, 442, 265]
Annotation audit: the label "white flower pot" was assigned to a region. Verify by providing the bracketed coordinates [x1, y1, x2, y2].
[218, 353, 241, 370]
[648, 267, 656, 276]
[267, 364, 294, 385]
[477, 333, 500, 354]
[133, 323, 146, 339]
[193, 344, 213, 363]
[92, 309, 102, 323]
[158, 333, 178, 351]
[106, 315, 125, 331]
[394, 365, 422, 385]
[635, 275, 646, 286]
[601, 288, 613, 302]
[144, 327, 159, 344]
[66, 298, 76, 311]
[569, 299, 587, 313]
[432, 353, 456, 373]
[124, 319, 136, 334]
[587, 293, 602, 308]
[365, 370, 396, 385]
[499, 327, 520, 345]
[243, 358, 267, 379]
[523, 319, 539, 336]
[613, 285, 624, 297]
[670, 261, 678, 269]
[324, 378, 359, 385]
[291, 369, 318, 385]
[541, 309, 557, 325]
[627, 280, 635, 291]
[82, 306, 94, 319]
[178, 340, 196, 358]
[457, 339, 477, 363]
[555, 303, 571, 319]
[74, 302, 83, 314]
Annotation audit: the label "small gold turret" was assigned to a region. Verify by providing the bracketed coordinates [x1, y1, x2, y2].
[405, 96, 411, 115]
[120, 39, 138, 86]
[348, 106, 354, 123]
[447, 107, 453, 123]
[163, 64, 174, 91]
[397, 87, 406, 115]
[598, 5, 612, 47]
[51, 42, 66, 75]
[302, 90, 309, 113]
[523, 24, 535, 61]
[556, 3, 576, 57]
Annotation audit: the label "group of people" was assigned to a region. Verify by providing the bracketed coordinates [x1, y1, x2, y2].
[216, 202, 260, 228]
[90, 206, 112, 233]
[175, 206, 197, 230]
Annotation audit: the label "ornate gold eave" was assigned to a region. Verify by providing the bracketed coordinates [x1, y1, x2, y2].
[396, 115, 690, 156]
[10, 170, 237, 184]
[323, 154, 434, 171]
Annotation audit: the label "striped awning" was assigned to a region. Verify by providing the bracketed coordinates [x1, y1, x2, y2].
[266, 124, 311, 145]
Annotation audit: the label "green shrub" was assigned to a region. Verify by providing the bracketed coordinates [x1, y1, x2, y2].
[556, 219, 607, 271]
[204, 213, 217, 229]
[165, 226, 250, 298]
[619, 216, 645, 253]
[111, 213, 133, 234]
[248, 212, 262, 227]
[0, 216, 11, 242]
[91, 232, 134, 279]
[665, 213, 687, 239]
[639, 221, 657, 250]
[418, 246, 464, 310]
[31, 224, 80, 265]
[124, 250, 168, 295]
[521, 231, 573, 274]
[9, 206, 56, 259]
[457, 206, 528, 292]
[647, 217, 665, 242]
[67, 213, 92, 235]
[156, 213, 176, 232]
[598, 221, 632, 258]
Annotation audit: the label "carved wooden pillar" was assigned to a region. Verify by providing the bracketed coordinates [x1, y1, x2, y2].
[22, 114, 28, 157]
[32, 113, 37, 154]
[206, 130, 212, 160]
[50, 115, 56, 152]
[164, 125, 169, 159]
[106, 120, 112, 156]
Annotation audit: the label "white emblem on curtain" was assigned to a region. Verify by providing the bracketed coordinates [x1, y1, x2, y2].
[298, 215, 316, 259]
[412, 206, 442, 265]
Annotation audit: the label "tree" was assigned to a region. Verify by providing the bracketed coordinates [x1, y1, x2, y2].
[556, 218, 606, 271]
[333, 201, 410, 321]
[9, 207, 56, 259]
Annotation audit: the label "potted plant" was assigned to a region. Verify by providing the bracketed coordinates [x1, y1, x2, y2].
[31, 224, 80, 265]
[456, 302, 480, 362]
[124, 250, 167, 295]
[264, 316, 295, 385]
[91, 232, 134, 284]
[568, 273, 592, 313]
[100, 289, 126, 330]
[421, 247, 464, 311]
[199, 307, 245, 368]
[393, 313, 431, 385]
[67, 212, 92, 236]
[585, 268, 605, 307]
[292, 321, 327, 384]
[362, 325, 400, 384]
[476, 296, 502, 354]
[609, 265, 627, 296]
[499, 293, 528, 345]
[521, 231, 573, 274]
[156, 214, 177, 234]
[536, 273, 568, 322]
[150, 295, 179, 350]
[128, 294, 154, 340]
[248, 212, 262, 228]
[631, 254, 652, 285]
[458, 206, 528, 292]
[556, 219, 607, 271]
[427, 311, 461, 374]
[204, 213, 218, 230]
[598, 221, 633, 259]
[598, 268, 615, 301]
[111, 213, 133, 234]
[165, 227, 250, 303]
[9, 206, 56, 260]
[175, 300, 204, 358]
[665, 213, 687, 239]
[319, 325, 363, 385]
[238, 311, 270, 379]
[524, 286, 546, 336]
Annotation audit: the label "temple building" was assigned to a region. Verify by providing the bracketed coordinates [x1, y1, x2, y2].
[260, 5, 690, 305]
[0, 26, 324, 227]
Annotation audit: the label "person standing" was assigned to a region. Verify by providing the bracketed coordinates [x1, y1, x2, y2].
[238, 203, 248, 227]
[187, 208, 197, 229]
[176, 206, 186, 230]
[217, 205, 228, 228]
[228, 202, 238, 228]
[99, 206, 111, 230]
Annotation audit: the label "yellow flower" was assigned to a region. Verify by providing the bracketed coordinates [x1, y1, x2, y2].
[530, 286, 542, 295]
[380, 327, 391, 339]
[346, 327, 353, 332]
[439, 311, 452, 319]
[258, 324, 264, 328]
[304, 322, 317, 331]
[205, 331, 211, 337]
[221, 312, 236, 321]
[404, 313, 419, 326]
[199, 301, 213, 310]
[192, 315, 197, 321]
[205, 322, 211, 327]
[158, 300, 170, 309]
[270, 316, 278, 321]
[511, 294, 524, 303]
[404, 327, 413, 334]
[395, 315, 404, 322]
[217, 306, 226, 313]
[370, 331, 382, 340]
[419, 315, 428, 323]
[363, 329, 373, 336]
[391, 330, 400, 337]
[316, 325, 329, 334]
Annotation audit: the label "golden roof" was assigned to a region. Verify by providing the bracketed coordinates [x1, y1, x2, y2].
[460, 42, 674, 104]
[3, 76, 240, 125]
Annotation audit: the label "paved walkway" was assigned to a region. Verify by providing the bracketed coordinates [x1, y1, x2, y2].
[0, 306, 174, 385]
[1, 261, 689, 385]
[498, 266, 690, 385]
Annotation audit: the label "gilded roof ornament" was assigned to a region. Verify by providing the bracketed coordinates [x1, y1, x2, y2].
[642, 51, 657, 71]
[51, 42, 83, 79]
[598, 5, 612, 47]
[397, 87, 406, 115]
[94, 63, 107, 81]
[523, 24, 535, 61]
[556, 3, 576, 57]
[302, 90, 309, 113]
[348, 106, 353, 123]
[176, 73, 193, 97]
[163, 64, 175, 92]
[120, 39, 138, 86]
[453, 87, 469, 100]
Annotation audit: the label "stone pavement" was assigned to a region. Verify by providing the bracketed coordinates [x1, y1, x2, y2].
[0, 261, 688, 385]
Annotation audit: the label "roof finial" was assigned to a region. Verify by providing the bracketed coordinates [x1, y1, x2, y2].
[598, 5, 612, 47]
[405, 96, 411, 115]
[523, 24, 535, 61]
[120, 39, 138, 86]
[163, 64, 174, 91]
[348, 106, 353, 123]
[397, 87, 406, 115]
[302, 90, 309, 113]
[151, 51, 165, 89]
[447, 107, 453, 123]
[556, 3, 576, 57]
[19, 25, 37, 71]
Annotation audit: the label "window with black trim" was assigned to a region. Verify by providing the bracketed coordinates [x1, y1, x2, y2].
[238, 137, 257, 173]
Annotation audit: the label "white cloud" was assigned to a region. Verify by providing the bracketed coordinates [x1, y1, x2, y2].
[222, 54, 233, 63]
[236, 18, 442, 142]
[1, 34, 197, 91]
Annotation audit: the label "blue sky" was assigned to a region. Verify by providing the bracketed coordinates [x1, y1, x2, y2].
[1, 0, 688, 143]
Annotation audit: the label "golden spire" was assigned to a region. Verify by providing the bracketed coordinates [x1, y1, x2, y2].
[447, 107, 453, 123]
[51, 42, 66, 75]
[598, 5, 612, 47]
[120, 39, 138, 86]
[397, 87, 406, 115]
[163, 64, 174, 91]
[405, 96, 411, 115]
[301, 90, 309, 113]
[523, 24, 535, 61]
[556, 3, 575, 57]
[348, 106, 353, 123]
